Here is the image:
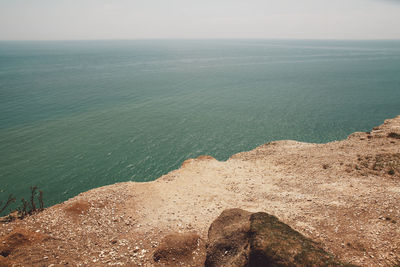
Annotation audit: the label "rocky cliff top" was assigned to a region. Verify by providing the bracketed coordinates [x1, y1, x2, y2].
[1, 116, 400, 266]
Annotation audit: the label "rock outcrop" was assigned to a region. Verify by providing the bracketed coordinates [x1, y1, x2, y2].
[205, 208, 252, 266]
[206, 209, 352, 267]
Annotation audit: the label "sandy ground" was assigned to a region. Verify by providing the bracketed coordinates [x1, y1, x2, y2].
[1, 116, 400, 266]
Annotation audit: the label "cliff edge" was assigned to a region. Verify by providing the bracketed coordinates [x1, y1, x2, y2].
[1, 116, 400, 266]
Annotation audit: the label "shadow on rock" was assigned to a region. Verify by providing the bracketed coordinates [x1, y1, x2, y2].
[205, 208, 356, 267]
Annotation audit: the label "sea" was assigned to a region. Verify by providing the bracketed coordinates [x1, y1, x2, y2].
[1, 39, 399, 213]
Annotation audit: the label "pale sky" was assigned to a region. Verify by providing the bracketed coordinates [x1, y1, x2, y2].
[0, 0, 400, 40]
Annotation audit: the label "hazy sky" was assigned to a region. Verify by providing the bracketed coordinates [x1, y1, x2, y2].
[1, 0, 400, 40]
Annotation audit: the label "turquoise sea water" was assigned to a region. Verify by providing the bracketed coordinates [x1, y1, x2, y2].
[1, 39, 400, 212]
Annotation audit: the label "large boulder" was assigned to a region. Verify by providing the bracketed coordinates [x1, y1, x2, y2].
[205, 208, 252, 266]
[205, 209, 352, 267]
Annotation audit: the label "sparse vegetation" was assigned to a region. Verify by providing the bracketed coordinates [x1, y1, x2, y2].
[0, 186, 44, 221]
[0, 195, 16, 215]
[30, 186, 37, 211]
[39, 190, 44, 210]
[388, 132, 400, 139]
[17, 198, 30, 218]
[356, 153, 400, 178]
[17, 186, 44, 219]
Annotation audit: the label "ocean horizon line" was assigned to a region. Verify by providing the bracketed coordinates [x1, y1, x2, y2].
[1, 38, 400, 42]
